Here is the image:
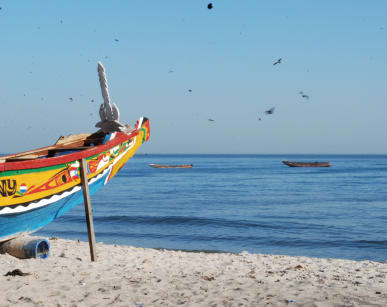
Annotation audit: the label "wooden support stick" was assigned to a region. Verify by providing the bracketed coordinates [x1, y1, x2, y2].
[79, 158, 97, 262]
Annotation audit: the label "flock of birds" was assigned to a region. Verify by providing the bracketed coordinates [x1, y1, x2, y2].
[204, 57, 311, 123]
[206, 5, 311, 123]
[190, 4, 310, 123]
[62, 4, 214, 113]
[257, 58, 311, 121]
[4, 3, 313, 127]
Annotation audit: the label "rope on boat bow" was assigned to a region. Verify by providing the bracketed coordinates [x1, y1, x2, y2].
[95, 62, 128, 133]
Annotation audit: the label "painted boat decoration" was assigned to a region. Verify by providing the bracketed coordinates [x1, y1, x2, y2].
[0, 62, 150, 242]
[149, 164, 193, 169]
[282, 161, 331, 167]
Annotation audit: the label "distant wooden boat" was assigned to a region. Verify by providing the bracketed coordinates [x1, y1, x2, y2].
[0, 62, 150, 242]
[149, 164, 193, 169]
[282, 160, 331, 167]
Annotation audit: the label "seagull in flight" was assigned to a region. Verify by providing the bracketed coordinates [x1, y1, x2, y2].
[273, 58, 282, 66]
[265, 107, 275, 115]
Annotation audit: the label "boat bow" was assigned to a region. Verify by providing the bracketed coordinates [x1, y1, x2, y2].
[0, 62, 150, 242]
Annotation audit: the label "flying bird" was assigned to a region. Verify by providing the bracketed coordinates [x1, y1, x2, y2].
[114, 39, 119, 42]
[265, 107, 275, 115]
[207, 3, 213, 9]
[299, 91, 310, 100]
[273, 58, 282, 66]
[188, 89, 192, 92]
[208, 118, 215, 122]
[68, 97, 73, 102]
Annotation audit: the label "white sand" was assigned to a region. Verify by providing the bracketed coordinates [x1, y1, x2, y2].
[1, 237, 386, 306]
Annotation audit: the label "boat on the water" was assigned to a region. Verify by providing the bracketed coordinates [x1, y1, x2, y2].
[0, 62, 150, 242]
[149, 163, 193, 169]
[282, 160, 331, 167]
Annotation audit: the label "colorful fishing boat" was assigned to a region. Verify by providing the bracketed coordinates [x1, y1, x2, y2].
[282, 161, 331, 167]
[0, 62, 150, 242]
[149, 164, 193, 169]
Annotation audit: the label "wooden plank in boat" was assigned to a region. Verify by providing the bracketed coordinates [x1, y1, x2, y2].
[5, 154, 42, 161]
[49, 146, 91, 152]
[55, 133, 92, 145]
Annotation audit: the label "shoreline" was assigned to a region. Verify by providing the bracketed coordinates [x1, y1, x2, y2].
[1, 237, 386, 306]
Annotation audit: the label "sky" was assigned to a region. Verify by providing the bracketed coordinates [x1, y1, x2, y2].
[1, 1, 386, 154]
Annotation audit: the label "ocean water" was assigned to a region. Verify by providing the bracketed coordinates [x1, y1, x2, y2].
[34, 154, 387, 262]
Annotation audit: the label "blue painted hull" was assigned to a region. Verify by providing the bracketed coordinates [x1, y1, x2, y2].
[0, 170, 108, 241]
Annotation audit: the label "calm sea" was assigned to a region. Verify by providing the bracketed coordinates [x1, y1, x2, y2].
[34, 154, 387, 262]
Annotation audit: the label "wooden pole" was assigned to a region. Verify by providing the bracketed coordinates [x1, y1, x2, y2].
[79, 158, 97, 261]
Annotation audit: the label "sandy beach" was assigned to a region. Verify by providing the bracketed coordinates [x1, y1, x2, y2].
[0, 237, 386, 307]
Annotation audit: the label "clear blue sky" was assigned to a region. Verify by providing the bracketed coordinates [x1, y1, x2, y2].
[1, 1, 386, 154]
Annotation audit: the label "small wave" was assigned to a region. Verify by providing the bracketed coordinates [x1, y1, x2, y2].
[92, 215, 301, 230]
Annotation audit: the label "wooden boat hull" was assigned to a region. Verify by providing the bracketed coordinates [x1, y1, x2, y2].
[149, 164, 193, 169]
[282, 160, 331, 167]
[0, 118, 150, 242]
